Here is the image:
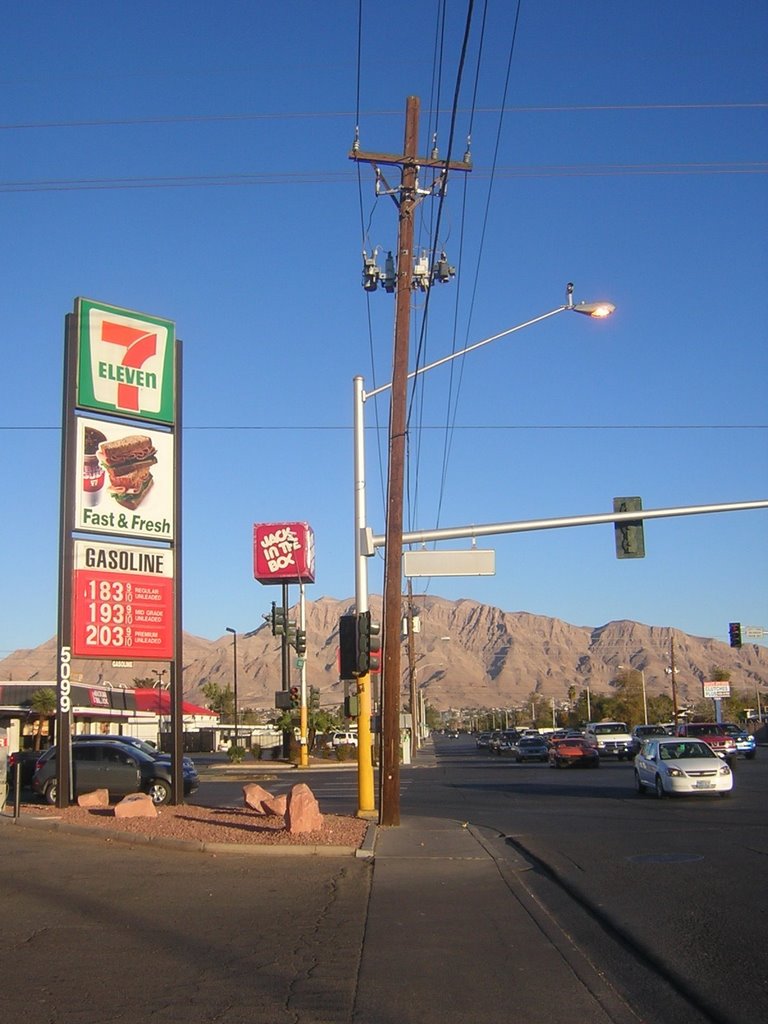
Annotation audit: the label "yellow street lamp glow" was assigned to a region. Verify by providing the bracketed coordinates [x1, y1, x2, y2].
[571, 300, 616, 318]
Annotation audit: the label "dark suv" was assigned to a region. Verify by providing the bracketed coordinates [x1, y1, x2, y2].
[32, 740, 199, 806]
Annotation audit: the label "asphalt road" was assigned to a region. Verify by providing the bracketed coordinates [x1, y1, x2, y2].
[4, 739, 765, 1023]
[423, 733, 768, 1024]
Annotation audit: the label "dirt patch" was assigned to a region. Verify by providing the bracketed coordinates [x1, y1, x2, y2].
[15, 802, 370, 848]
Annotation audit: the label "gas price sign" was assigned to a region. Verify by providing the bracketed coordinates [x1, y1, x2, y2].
[72, 540, 174, 659]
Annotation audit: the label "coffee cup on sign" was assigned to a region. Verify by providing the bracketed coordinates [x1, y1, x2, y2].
[83, 427, 107, 506]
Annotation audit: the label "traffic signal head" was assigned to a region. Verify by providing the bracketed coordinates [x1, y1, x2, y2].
[368, 617, 381, 674]
[295, 628, 307, 657]
[339, 614, 358, 679]
[729, 622, 742, 648]
[289, 685, 300, 708]
[270, 602, 286, 636]
[613, 497, 645, 559]
[356, 611, 382, 675]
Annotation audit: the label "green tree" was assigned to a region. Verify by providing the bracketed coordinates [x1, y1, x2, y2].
[201, 681, 234, 719]
[610, 670, 646, 728]
[30, 687, 57, 750]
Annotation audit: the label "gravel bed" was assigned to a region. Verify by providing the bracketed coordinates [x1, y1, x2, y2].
[14, 802, 369, 848]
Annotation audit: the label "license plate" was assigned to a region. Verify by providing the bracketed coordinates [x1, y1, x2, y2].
[693, 780, 714, 789]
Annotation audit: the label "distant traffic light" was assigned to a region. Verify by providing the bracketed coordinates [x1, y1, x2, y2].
[729, 622, 742, 648]
[613, 496, 645, 559]
[290, 685, 300, 708]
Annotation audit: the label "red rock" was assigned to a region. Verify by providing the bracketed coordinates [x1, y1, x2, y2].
[243, 783, 275, 814]
[77, 789, 109, 808]
[262, 794, 288, 817]
[114, 793, 158, 818]
[286, 783, 323, 834]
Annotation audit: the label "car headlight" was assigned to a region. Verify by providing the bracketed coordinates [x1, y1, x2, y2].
[718, 764, 731, 776]
[666, 766, 685, 777]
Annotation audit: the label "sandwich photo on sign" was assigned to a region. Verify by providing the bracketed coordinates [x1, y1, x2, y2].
[98, 434, 158, 509]
[74, 417, 174, 540]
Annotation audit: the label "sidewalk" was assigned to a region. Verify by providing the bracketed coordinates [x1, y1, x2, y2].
[355, 743, 637, 1024]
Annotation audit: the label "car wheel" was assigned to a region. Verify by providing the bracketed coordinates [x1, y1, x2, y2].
[44, 780, 57, 805]
[634, 770, 645, 795]
[147, 779, 171, 805]
[654, 774, 666, 800]
[719, 790, 732, 799]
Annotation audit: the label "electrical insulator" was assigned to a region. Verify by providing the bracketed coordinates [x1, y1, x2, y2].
[382, 251, 396, 293]
[413, 252, 431, 292]
[362, 251, 380, 292]
[432, 252, 455, 284]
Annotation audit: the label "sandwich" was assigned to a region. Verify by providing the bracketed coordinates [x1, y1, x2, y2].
[98, 434, 158, 509]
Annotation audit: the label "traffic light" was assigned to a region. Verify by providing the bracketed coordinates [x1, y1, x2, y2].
[339, 614, 357, 679]
[613, 496, 645, 559]
[295, 628, 307, 656]
[289, 685, 300, 708]
[356, 611, 382, 675]
[729, 622, 742, 648]
[270, 602, 286, 636]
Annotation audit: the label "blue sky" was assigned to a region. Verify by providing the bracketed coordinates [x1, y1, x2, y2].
[1, 1, 766, 659]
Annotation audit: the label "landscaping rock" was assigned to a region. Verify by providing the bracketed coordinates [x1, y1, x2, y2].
[243, 783, 275, 814]
[114, 793, 157, 818]
[286, 783, 323, 834]
[262, 794, 288, 817]
[77, 789, 109, 808]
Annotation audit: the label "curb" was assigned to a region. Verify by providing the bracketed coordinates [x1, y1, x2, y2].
[0, 809, 376, 859]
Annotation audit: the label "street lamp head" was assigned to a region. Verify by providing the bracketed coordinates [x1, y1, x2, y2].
[571, 300, 616, 319]
[225, 626, 236, 636]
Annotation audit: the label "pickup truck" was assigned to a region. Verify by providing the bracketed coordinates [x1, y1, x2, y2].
[675, 723, 737, 760]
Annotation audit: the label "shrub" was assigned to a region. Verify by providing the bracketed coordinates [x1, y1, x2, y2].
[336, 743, 357, 762]
[227, 745, 247, 764]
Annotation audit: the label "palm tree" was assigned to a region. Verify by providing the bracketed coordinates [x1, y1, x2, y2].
[30, 688, 57, 750]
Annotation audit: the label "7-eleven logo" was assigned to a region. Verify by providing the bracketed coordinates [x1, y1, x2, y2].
[77, 301, 175, 422]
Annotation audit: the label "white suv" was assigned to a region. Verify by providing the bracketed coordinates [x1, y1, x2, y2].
[327, 731, 358, 748]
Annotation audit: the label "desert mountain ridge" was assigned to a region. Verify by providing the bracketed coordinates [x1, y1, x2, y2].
[1, 595, 766, 711]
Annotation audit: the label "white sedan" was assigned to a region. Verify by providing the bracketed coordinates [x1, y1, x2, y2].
[634, 737, 733, 798]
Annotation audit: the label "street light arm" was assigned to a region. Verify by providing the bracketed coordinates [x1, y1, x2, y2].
[364, 306, 568, 401]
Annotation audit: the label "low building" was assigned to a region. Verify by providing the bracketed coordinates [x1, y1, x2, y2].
[0, 680, 219, 753]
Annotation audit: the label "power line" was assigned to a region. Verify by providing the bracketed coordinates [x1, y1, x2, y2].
[3, 423, 765, 433]
[1, 101, 764, 131]
[3, 162, 763, 193]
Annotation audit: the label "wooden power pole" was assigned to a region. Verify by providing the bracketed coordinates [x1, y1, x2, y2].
[350, 95, 470, 825]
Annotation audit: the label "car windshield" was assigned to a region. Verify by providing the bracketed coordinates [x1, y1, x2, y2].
[520, 738, 543, 746]
[659, 742, 715, 760]
[594, 724, 627, 735]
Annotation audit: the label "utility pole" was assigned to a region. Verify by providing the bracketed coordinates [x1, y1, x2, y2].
[350, 95, 470, 825]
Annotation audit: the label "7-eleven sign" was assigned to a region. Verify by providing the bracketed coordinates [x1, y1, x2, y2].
[76, 299, 176, 423]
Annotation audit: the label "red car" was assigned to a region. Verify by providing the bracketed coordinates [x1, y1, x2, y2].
[548, 737, 600, 769]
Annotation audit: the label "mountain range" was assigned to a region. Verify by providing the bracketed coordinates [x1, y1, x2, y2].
[2, 596, 766, 712]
